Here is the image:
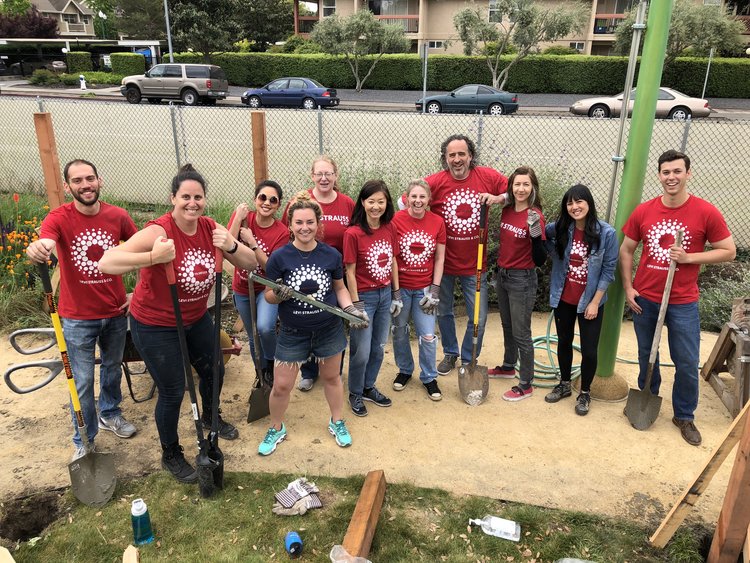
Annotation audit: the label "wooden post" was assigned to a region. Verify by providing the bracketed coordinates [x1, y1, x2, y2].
[342, 470, 387, 559]
[707, 403, 750, 562]
[122, 545, 140, 563]
[33, 113, 66, 210]
[250, 111, 268, 187]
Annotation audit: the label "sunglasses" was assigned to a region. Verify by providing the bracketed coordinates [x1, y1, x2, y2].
[257, 193, 280, 205]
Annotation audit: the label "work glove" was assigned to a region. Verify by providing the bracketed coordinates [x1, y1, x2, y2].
[345, 301, 370, 330]
[527, 209, 542, 238]
[390, 288, 403, 318]
[275, 477, 320, 507]
[419, 284, 440, 315]
[272, 497, 318, 516]
[273, 278, 293, 301]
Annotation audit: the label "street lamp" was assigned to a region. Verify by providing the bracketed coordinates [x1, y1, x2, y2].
[163, 0, 174, 63]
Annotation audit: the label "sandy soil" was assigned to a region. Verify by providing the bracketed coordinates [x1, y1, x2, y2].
[0, 311, 738, 531]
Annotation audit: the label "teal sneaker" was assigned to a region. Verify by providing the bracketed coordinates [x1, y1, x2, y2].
[258, 423, 286, 456]
[328, 418, 352, 448]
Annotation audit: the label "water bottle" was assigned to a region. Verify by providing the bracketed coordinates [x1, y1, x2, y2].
[285, 530, 303, 558]
[469, 515, 521, 541]
[131, 498, 154, 545]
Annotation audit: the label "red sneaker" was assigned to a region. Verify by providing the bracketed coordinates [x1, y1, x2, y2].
[488, 365, 516, 379]
[502, 385, 533, 402]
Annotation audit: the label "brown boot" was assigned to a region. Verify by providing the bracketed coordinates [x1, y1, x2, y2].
[672, 417, 702, 446]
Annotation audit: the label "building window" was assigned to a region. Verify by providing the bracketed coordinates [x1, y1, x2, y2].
[569, 42, 584, 51]
[322, 0, 335, 16]
[428, 40, 444, 49]
[62, 14, 79, 24]
[82, 16, 90, 25]
[489, 0, 502, 23]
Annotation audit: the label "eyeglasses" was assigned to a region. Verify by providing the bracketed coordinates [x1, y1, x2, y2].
[312, 172, 336, 179]
[257, 193, 279, 205]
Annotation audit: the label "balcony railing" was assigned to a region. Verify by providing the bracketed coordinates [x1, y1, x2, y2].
[65, 22, 85, 33]
[375, 15, 418, 33]
[593, 14, 625, 34]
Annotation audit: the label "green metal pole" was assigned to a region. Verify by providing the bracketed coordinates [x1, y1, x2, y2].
[596, 0, 673, 379]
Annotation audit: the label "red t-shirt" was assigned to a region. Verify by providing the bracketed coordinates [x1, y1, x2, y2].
[229, 211, 288, 296]
[343, 223, 399, 293]
[560, 227, 588, 306]
[281, 189, 355, 252]
[130, 214, 218, 326]
[497, 207, 546, 270]
[622, 194, 731, 304]
[40, 202, 137, 320]
[391, 209, 446, 290]
[424, 166, 507, 276]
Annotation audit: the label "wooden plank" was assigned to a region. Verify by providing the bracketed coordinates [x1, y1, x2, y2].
[707, 402, 750, 563]
[342, 470, 387, 559]
[701, 323, 734, 381]
[743, 521, 750, 563]
[122, 545, 140, 563]
[33, 113, 66, 210]
[650, 399, 750, 548]
[0, 546, 16, 563]
[250, 111, 268, 187]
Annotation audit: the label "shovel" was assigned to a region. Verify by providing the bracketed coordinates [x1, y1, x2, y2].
[626, 229, 683, 431]
[207, 248, 225, 490]
[247, 278, 272, 423]
[38, 263, 116, 507]
[458, 203, 490, 406]
[164, 260, 218, 497]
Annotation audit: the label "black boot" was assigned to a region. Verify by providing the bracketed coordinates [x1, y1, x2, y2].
[201, 408, 239, 440]
[161, 443, 198, 484]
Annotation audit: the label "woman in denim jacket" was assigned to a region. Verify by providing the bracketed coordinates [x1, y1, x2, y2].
[543, 184, 618, 415]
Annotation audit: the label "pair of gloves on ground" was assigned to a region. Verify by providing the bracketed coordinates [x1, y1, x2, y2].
[272, 477, 324, 516]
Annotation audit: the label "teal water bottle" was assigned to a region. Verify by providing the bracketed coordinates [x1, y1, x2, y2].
[285, 530, 303, 558]
[131, 498, 154, 545]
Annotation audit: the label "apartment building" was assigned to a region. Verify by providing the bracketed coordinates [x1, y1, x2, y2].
[31, 0, 97, 39]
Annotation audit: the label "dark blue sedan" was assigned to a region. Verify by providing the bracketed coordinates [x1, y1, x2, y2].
[241, 77, 339, 109]
[416, 84, 519, 115]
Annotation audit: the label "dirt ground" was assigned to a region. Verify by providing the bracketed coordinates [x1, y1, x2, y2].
[0, 311, 738, 533]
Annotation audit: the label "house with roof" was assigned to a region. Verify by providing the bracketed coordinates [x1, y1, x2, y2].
[31, 0, 96, 39]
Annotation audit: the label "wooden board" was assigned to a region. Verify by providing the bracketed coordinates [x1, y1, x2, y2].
[0, 546, 16, 563]
[342, 470, 386, 559]
[122, 545, 140, 563]
[702, 323, 750, 417]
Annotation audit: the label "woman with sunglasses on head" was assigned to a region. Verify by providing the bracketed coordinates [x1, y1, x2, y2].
[228, 180, 289, 385]
[282, 156, 355, 392]
[543, 184, 617, 415]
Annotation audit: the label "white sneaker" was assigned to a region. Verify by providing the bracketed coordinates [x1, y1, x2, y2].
[71, 443, 95, 462]
[297, 378, 314, 392]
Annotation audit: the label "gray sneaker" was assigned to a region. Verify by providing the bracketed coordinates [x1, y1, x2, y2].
[575, 393, 591, 416]
[545, 381, 572, 403]
[437, 355, 458, 375]
[98, 414, 136, 438]
[298, 378, 314, 392]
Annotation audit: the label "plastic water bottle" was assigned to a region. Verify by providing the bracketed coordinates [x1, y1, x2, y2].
[131, 498, 154, 545]
[469, 515, 521, 541]
[285, 530, 303, 558]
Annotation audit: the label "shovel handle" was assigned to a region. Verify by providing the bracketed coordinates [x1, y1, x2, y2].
[9, 328, 57, 355]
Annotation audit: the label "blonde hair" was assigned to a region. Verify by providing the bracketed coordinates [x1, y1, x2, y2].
[406, 179, 431, 200]
[288, 190, 323, 241]
[311, 155, 340, 191]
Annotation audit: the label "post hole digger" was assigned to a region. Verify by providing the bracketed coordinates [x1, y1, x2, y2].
[207, 248, 225, 490]
[38, 262, 116, 507]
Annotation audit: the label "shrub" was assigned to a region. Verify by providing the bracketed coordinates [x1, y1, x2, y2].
[66, 51, 93, 72]
[295, 42, 323, 54]
[542, 45, 580, 55]
[281, 35, 308, 53]
[28, 69, 60, 85]
[61, 73, 79, 86]
[111, 53, 146, 76]
[698, 263, 750, 331]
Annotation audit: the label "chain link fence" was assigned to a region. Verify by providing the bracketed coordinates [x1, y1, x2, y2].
[1, 94, 748, 246]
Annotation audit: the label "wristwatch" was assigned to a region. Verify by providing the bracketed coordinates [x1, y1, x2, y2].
[227, 241, 239, 254]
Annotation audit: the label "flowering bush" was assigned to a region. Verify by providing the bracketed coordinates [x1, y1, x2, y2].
[0, 193, 45, 290]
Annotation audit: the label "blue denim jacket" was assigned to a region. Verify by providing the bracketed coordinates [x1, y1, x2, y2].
[545, 219, 618, 313]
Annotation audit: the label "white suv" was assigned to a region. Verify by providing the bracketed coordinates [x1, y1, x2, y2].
[120, 63, 229, 106]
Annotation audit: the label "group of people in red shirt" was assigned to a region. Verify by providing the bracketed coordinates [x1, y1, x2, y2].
[26, 139, 735, 484]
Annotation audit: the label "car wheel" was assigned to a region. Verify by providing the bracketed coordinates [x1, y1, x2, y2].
[248, 95, 261, 109]
[125, 87, 142, 104]
[588, 104, 610, 118]
[426, 101, 441, 114]
[147, 98, 161, 105]
[181, 88, 198, 106]
[668, 106, 691, 121]
[488, 103, 504, 115]
[302, 97, 317, 110]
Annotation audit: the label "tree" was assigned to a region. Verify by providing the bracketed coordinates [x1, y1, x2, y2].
[0, 0, 31, 16]
[453, 0, 588, 90]
[115, 0, 165, 40]
[169, 0, 240, 63]
[614, 0, 745, 67]
[235, 0, 293, 52]
[311, 10, 410, 91]
[0, 6, 57, 37]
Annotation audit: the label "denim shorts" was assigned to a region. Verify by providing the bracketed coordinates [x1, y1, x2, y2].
[275, 319, 347, 364]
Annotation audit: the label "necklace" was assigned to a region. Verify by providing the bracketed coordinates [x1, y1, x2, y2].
[294, 241, 316, 260]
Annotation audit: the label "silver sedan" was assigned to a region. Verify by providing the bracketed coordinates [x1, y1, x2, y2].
[569, 87, 711, 120]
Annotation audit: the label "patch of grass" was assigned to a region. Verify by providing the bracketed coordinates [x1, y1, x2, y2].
[6, 472, 702, 562]
[699, 262, 750, 331]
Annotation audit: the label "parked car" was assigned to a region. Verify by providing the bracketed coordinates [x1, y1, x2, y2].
[120, 63, 228, 106]
[241, 77, 339, 109]
[569, 87, 711, 120]
[416, 84, 519, 115]
[8, 59, 66, 76]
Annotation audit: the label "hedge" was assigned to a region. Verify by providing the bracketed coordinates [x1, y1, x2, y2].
[111, 53, 146, 77]
[66, 51, 92, 73]
[170, 51, 750, 98]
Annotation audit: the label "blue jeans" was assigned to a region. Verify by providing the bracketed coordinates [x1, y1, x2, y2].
[632, 296, 700, 421]
[234, 291, 278, 369]
[348, 286, 391, 396]
[62, 315, 128, 447]
[495, 269, 537, 385]
[130, 313, 222, 448]
[438, 272, 488, 364]
[391, 287, 438, 383]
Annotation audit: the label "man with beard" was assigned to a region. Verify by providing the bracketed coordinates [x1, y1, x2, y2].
[425, 135, 508, 375]
[27, 159, 139, 461]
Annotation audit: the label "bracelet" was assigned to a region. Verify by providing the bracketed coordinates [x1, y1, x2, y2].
[227, 240, 239, 254]
[250, 245, 258, 252]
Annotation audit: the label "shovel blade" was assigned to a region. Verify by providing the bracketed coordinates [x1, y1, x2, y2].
[247, 383, 271, 423]
[625, 387, 663, 431]
[458, 364, 489, 406]
[68, 451, 116, 507]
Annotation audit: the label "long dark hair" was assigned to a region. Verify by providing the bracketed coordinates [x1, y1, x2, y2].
[350, 180, 394, 235]
[555, 184, 600, 259]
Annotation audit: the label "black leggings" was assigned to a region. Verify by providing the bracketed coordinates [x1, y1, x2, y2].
[553, 300, 604, 393]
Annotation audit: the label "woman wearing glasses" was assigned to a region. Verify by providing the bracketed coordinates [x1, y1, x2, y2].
[229, 180, 289, 384]
[283, 156, 355, 391]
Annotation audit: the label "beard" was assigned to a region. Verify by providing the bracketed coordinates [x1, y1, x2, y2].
[71, 189, 100, 206]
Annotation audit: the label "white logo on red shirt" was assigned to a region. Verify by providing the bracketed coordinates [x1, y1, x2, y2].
[178, 248, 214, 295]
[365, 239, 393, 284]
[71, 228, 116, 278]
[288, 264, 330, 309]
[399, 229, 435, 268]
[443, 188, 480, 236]
[568, 239, 589, 280]
[645, 220, 691, 264]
